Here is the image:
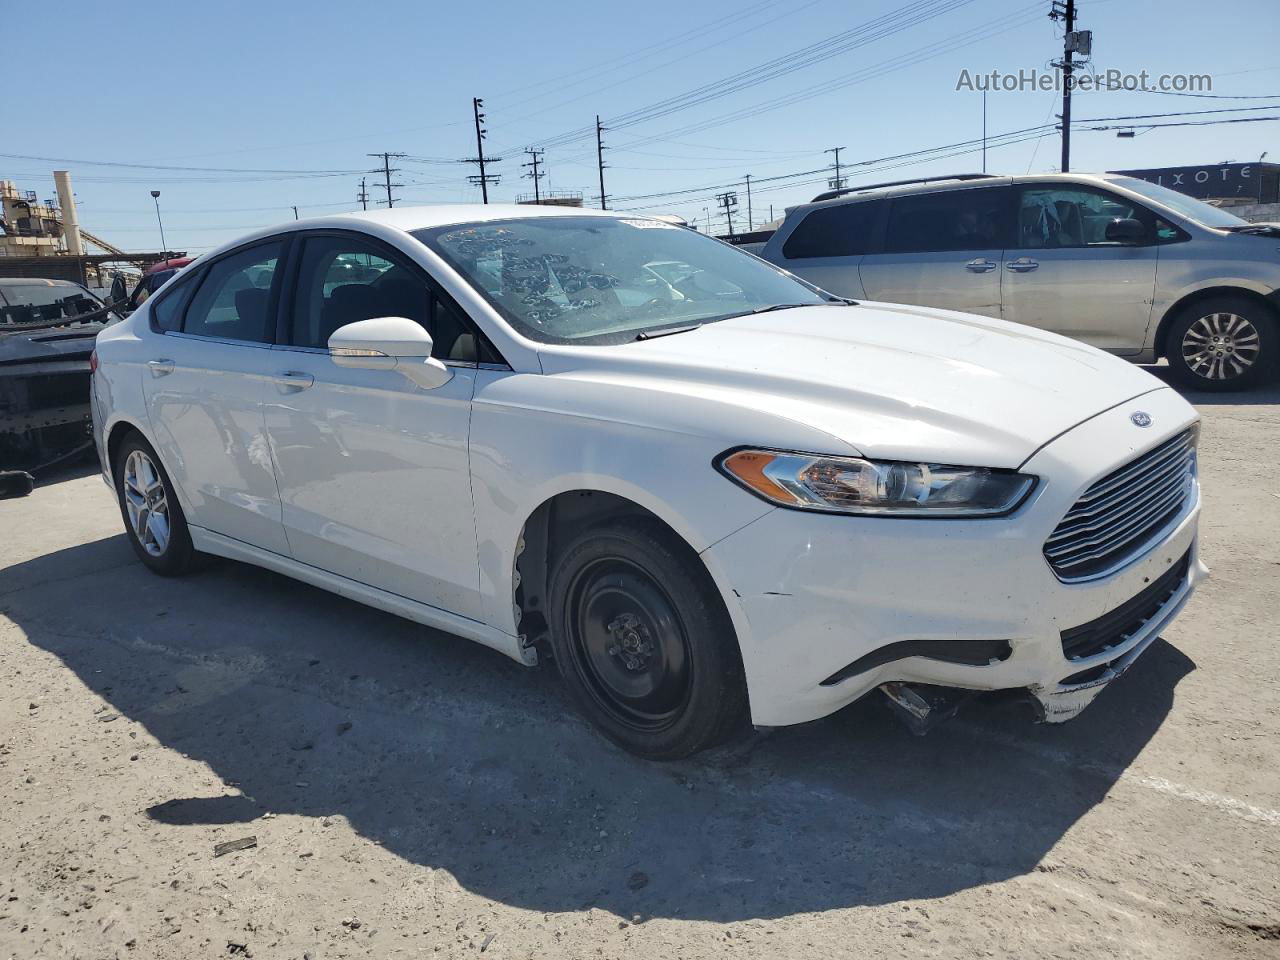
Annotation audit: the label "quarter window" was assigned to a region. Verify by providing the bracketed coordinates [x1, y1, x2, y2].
[782, 200, 882, 259]
[182, 242, 282, 342]
[883, 189, 1008, 254]
[150, 277, 195, 332]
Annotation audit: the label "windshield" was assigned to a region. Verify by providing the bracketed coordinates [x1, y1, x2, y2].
[1110, 177, 1249, 229]
[412, 216, 826, 344]
[0, 283, 106, 326]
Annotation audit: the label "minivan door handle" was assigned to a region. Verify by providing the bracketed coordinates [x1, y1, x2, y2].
[964, 258, 996, 273]
[147, 359, 175, 378]
[272, 371, 315, 393]
[1006, 257, 1040, 273]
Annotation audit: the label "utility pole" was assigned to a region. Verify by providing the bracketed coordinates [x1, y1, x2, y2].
[715, 191, 738, 235]
[292, 205, 299, 220]
[357, 178, 369, 211]
[522, 148, 545, 203]
[367, 152, 405, 207]
[1050, 0, 1086, 173]
[825, 146, 847, 193]
[982, 89, 988, 173]
[595, 115, 608, 210]
[464, 98, 502, 202]
[702, 206, 711, 234]
[744, 174, 753, 231]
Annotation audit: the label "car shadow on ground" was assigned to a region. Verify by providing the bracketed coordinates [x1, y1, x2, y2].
[0, 535, 1195, 922]
[1140, 364, 1280, 406]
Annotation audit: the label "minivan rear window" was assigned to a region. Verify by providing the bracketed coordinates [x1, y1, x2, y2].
[782, 200, 882, 259]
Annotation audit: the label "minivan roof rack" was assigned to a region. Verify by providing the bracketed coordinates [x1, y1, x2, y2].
[811, 173, 998, 203]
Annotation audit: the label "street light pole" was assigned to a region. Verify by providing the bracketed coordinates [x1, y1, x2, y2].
[150, 190, 168, 255]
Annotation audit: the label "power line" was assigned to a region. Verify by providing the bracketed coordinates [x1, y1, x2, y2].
[527, 0, 977, 153]
[0, 151, 363, 175]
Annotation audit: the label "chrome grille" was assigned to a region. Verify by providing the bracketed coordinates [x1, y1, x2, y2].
[1045, 430, 1195, 582]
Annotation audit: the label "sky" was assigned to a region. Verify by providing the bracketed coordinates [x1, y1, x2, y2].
[9, 0, 1278, 255]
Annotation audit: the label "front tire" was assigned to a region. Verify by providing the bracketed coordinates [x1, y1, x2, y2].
[1164, 296, 1276, 392]
[547, 518, 748, 760]
[113, 433, 198, 576]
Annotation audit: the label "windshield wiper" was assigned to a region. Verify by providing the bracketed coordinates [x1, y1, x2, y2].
[749, 302, 824, 314]
[635, 324, 702, 341]
[1225, 223, 1280, 236]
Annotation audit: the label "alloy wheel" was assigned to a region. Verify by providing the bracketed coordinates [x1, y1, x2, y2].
[123, 449, 171, 557]
[1181, 312, 1261, 381]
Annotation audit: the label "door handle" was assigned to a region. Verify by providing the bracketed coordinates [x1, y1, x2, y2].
[964, 258, 996, 273]
[147, 359, 175, 378]
[273, 371, 315, 393]
[1006, 257, 1040, 273]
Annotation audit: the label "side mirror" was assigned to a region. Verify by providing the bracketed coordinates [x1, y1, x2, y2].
[1105, 217, 1146, 245]
[327, 316, 453, 390]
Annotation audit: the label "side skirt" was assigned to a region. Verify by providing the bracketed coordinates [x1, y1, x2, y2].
[189, 526, 533, 666]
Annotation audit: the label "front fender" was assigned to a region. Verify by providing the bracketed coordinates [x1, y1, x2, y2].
[468, 373, 796, 636]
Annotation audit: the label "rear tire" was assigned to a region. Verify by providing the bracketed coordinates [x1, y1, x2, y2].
[547, 518, 748, 760]
[113, 433, 198, 576]
[1164, 296, 1276, 392]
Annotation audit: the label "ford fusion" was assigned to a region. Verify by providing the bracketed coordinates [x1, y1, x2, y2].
[91, 205, 1205, 759]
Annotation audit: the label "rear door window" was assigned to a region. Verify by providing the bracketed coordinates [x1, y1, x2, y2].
[181, 242, 282, 342]
[883, 188, 1010, 254]
[782, 200, 883, 259]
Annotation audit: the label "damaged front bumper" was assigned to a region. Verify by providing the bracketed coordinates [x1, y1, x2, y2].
[701, 391, 1205, 732]
[0, 321, 102, 472]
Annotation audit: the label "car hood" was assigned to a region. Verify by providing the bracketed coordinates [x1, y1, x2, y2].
[0, 323, 102, 366]
[537, 302, 1168, 468]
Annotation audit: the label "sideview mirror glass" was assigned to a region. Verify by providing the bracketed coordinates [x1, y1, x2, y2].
[327, 316, 452, 390]
[1105, 217, 1146, 244]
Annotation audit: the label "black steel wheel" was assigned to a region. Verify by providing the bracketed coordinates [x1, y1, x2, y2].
[547, 518, 747, 759]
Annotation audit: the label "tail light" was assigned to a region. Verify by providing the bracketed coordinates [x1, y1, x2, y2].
[89, 349, 98, 374]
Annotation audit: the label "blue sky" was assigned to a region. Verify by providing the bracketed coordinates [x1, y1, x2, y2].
[10, 0, 1278, 254]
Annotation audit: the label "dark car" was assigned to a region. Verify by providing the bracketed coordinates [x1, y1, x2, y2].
[122, 257, 195, 314]
[1, 278, 120, 472]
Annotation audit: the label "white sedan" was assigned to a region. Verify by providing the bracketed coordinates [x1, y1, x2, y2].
[91, 204, 1205, 759]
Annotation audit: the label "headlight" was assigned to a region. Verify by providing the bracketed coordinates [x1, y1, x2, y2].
[716, 449, 1036, 517]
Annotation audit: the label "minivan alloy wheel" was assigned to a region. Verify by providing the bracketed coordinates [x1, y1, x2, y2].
[123, 448, 171, 557]
[1181, 312, 1261, 381]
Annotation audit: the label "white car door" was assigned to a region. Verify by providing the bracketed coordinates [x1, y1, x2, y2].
[142, 240, 290, 555]
[261, 231, 485, 620]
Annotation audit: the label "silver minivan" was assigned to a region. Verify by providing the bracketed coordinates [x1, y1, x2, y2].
[760, 173, 1280, 391]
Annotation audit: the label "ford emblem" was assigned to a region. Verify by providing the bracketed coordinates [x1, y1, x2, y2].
[1130, 411, 1153, 427]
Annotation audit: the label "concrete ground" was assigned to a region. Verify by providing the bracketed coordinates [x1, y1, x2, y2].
[2, 372, 1278, 959]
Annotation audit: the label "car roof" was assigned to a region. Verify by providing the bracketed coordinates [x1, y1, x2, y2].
[796, 171, 1129, 213]
[191, 203, 635, 268]
[0, 277, 85, 289]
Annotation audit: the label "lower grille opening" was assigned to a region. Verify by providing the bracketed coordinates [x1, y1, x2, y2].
[1059, 550, 1191, 662]
[821, 639, 1011, 687]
